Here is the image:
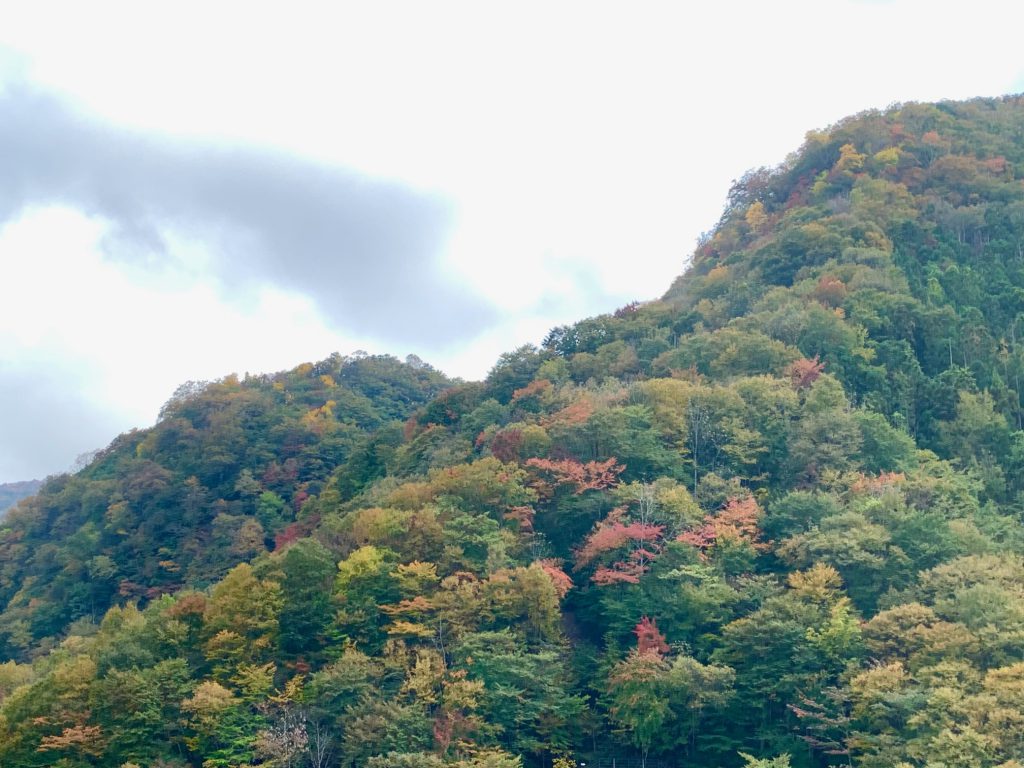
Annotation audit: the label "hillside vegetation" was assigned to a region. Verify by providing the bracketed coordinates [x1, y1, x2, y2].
[3, 95, 1024, 768]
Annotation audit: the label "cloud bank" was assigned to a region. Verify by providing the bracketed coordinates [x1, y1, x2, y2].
[0, 85, 494, 346]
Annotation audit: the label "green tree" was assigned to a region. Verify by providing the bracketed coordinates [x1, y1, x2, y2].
[276, 539, 337, 658]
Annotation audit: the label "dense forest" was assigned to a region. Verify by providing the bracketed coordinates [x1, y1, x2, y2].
[3, 95, 1024, 768]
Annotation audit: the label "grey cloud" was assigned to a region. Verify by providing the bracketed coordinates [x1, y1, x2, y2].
[0, 365, 122, 483]
[0, 85, 495, 346]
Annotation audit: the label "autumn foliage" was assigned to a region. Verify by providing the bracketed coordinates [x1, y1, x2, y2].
[38, 725, 106, 758]
[634, 616, 670, 657]
[787, 356, 825, 389]
[678, 496, 765, 555]
[535, 559, 574, 598]
[525, 457, 624, 497]
[849, 471, 906, 495]
[488, 428, 524, 462]
[576, 508, 664, 567]
[576, 507, 664, 585]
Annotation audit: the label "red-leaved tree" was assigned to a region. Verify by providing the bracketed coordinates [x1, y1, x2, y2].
[634, 616, 670, 657]
[577, 507, 664, 585]
[535, 559, 574, 598]
[678, 496, 765, 557]
[526, 457, 625, 498]
[788, 356, 825, 390]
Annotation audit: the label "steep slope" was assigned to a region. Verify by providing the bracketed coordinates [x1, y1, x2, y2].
[2, 95, 1024, 768]
[661, 96, 1024, 491]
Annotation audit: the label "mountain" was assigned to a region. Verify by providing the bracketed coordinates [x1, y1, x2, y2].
[0, 353, 450, 653]
[0, 480, 41, 515]
[2, 95, 1024, 768]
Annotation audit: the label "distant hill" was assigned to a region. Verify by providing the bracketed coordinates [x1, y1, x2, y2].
[0, 480, 41, 513]
[3, 96, 1024, 768]
[0, 352, 450, 647]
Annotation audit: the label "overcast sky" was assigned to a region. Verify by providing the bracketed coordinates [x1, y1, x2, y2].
[1, 1, 1023, 482]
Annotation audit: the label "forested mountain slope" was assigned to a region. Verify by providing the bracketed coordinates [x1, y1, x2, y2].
[0, 354, 450, 656]
[3, 95, 1024, 768]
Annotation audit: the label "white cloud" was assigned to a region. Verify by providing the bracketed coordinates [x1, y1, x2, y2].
[0, 207, 368, 468]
